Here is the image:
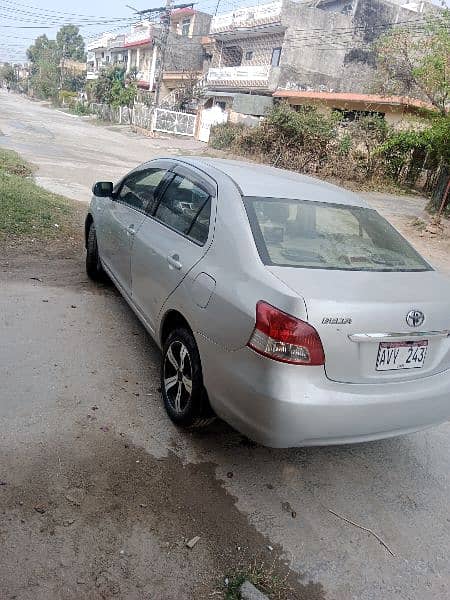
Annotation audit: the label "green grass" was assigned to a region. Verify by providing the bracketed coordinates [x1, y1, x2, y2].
[0, 148, 76, 240]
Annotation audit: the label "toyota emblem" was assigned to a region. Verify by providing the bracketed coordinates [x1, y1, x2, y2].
[406, 310, 425, 328]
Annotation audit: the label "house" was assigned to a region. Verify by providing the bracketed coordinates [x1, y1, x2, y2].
[86, 10, 212, 103]
[161, 8, 212, 104]
[86, 34, 126, 80]
[273, 90, 434, 126]
[124, 20, 156, 90]
[203, 0, 439, 116]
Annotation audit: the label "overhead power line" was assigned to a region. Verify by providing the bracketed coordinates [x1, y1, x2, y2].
[0, 0, 130, 20]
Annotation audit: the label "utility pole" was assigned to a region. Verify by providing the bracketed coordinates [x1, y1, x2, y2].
[153, 0, 173, 108]
[60, 42, 66, 91]
[129, 3, 193, 108]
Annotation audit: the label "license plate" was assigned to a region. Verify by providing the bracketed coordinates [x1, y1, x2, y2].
[376, 340, 428, 371]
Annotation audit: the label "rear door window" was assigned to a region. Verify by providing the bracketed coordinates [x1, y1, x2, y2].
[117, 168, 167, 212]
[154, 174, 211, 245]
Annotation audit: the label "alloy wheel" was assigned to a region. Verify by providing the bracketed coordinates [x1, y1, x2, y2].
[163, 340, 193, 414]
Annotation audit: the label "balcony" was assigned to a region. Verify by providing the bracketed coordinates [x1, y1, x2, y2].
[124, 22, 153, 48]
[207, 65, 271, 87]
[209, 1, 282, 36]
[107, 35, 125, 51]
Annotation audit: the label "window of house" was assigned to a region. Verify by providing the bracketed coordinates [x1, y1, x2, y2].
[333, 108, 385, 123]
[271, 47, 282, 67]
[101, 51, 105, 59]
[154, 174, 211, 245]
[245, 50, 253, 61]
[181, 18, 191, 36]
[118, 168, 167, 212]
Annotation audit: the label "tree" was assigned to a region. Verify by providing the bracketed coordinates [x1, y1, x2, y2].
[56, 25, 85, 62]
[26, 35, 59, 99]
[0, 63, 16, 86]
[27, 34, 57, 69]
[26, 25, 85, 99]
[87, 66, 136, 107]
[374, 10, 450, 115]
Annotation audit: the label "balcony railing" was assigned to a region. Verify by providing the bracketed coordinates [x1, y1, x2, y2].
[209, 1, 282, 34]
[207, 65, 270, 86]
[87, 34, 113, 51]
[108, 35, 125, 51]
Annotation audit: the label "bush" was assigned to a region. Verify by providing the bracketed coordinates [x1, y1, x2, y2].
[59, 89, 77, 107]
[377, 115, 450, 180]
[209, 122, 244, 149]
[225, 103, 339, 172]
[208, 101, 447, 193]
[70, 102, 91, 116]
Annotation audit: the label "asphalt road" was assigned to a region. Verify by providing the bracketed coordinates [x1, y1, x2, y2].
[1, 91, 450, 600]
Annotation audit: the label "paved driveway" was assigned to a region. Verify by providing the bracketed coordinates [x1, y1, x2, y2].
[1, 91, 449, 600]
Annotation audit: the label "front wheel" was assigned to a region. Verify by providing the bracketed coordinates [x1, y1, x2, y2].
[161, 328, 215, 429]
[86, 223, 106, 281]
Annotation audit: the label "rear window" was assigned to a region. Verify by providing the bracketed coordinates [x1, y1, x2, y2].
[244, 197, 431, 272]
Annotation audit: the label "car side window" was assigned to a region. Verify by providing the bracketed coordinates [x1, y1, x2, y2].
[154, 174, 211, 245]
[118, 168, 167, 212]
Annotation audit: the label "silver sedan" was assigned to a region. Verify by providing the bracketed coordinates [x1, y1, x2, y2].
[85, 157, 450, 447]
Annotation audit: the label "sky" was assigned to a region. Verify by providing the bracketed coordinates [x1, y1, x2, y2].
[0, 0, 448, 63]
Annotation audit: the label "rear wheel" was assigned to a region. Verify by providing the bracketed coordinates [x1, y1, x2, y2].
[161, 328, 215, 429]
[86, 223, 105, 281]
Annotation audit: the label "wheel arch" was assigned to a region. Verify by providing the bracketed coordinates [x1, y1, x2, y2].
[159, 310, 194, 347]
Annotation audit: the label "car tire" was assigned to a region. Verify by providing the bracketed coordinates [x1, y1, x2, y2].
[86, 223, 105, 281]
[161, 328, 215, 429]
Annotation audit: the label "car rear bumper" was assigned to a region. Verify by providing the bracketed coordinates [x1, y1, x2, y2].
[197, 335, 450, 447]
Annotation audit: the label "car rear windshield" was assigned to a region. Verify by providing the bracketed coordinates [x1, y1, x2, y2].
[244, 197, 431, 272]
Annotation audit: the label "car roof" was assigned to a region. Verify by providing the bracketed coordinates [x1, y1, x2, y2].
[173, 156, 369, 208]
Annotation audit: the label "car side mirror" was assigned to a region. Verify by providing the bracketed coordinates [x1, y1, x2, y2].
[92, 181, 113, 197]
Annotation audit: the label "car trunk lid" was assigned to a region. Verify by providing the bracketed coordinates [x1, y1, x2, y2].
[267, 267, 450, 384]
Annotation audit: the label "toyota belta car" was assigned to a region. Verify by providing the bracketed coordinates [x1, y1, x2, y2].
[85, 157, 450, 447]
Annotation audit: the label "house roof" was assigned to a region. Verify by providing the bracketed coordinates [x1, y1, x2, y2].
[273, 90, 433, 111]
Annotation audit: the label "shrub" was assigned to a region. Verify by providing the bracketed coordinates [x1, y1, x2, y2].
[59, 89, 77, 107]
[71, 102, 91, 116]
[209, 122, 244, 149]
[231, 103, 339, 172]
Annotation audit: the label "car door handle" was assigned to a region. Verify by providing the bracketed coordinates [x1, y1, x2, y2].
[167, 253, 182, 270]
[126, 224, 136, 236]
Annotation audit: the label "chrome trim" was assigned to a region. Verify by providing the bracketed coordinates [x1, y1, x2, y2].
[348, 331, 450, 343]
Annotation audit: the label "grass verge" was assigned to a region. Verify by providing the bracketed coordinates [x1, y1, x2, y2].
[0, 148, 77, 242]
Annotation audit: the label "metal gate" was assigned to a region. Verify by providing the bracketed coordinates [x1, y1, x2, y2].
[153, 108, 197, 137]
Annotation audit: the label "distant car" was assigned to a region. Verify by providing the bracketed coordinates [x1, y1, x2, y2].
[85, 158, 450, 447]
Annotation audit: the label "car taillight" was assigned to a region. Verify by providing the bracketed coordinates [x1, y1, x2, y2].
[247, 301, 325, 365]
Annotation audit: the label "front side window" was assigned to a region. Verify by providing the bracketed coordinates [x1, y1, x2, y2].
[155, 174, 211, 245]
[118, 168, 167, 212]
[244, 197, 431, 272]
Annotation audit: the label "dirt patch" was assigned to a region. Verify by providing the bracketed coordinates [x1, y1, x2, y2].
[388, 214, 450, 274]
[0, 431, 325, 600]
